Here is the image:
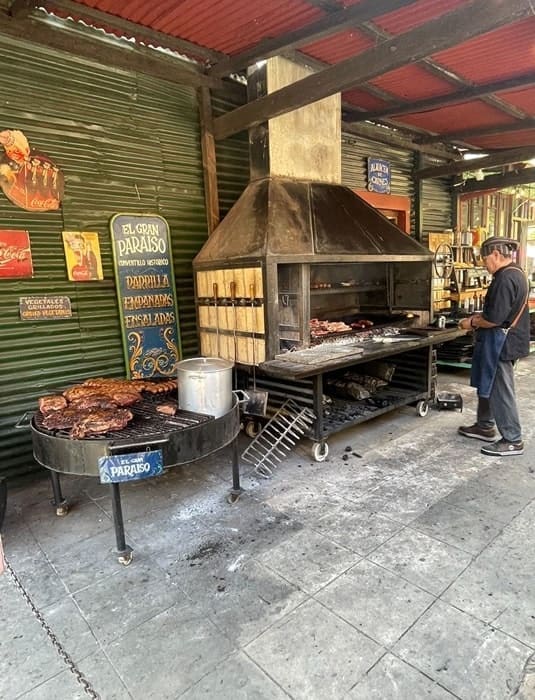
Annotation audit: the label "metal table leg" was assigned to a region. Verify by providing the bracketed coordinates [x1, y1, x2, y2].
[49, 470, 68, 516]
[110, 482, 133, 566]
[228, 437, 243, 503]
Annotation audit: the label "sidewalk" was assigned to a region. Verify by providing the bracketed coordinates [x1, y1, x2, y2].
[1, 357, 535, 699]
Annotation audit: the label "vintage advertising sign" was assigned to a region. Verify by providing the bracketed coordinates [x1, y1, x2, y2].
[19, 295, 72, 321]
[367, 157, 391, 194]
[0, 129, 64, 211]
[63, 231, 104, 281]
[98, 450, 164, 484]
[110, 213, 181, 379]
[0, 230, 33, 278]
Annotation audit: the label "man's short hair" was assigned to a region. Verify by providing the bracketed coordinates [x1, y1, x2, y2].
[480, 236, 519, 258]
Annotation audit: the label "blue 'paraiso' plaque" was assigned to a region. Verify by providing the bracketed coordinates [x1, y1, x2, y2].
[98, 450, 164, 484]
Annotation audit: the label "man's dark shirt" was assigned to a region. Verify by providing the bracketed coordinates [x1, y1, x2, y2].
[482, 262, 530, 361]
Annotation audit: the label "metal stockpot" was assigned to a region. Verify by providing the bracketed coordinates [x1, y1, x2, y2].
[177, 357, 234, 418]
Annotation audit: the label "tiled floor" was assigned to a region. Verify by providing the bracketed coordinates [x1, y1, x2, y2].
[1, 359, 535, 699]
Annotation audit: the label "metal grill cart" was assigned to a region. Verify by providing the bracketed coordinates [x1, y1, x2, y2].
[253, 326, 464, 461]
[27, 394, 242, 565]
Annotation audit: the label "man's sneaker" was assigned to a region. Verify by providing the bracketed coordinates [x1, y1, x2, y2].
[481, 439, 524, 456]
[458, 423, 496, 442]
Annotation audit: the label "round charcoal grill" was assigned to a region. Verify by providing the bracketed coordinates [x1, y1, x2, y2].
[29, 393, 242, 565]
[31, 394, 240, 477]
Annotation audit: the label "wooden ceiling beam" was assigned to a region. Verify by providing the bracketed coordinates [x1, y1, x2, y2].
[207, 0, 418, 78]
[358, 16, 530, 123]
[345, 72, 535, 123]
[457, 166, 535, 194]
[41, 0, 224, 63]
[414, 146, 535, 179]
[419, 118, 535, 144]
[342, 121, 456, 159]
[0, 12, 221, 89]
[213, 0, 533, 141]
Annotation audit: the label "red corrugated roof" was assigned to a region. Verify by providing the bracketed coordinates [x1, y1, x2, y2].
[497, 88, 535, 116]
[302, 29, 374, 64]
[469, 129, 535, 149]
[433, 16, 535, 83]
[46, 0, 535, 150]
[369, 65, 456, 101]
[400, 101, 517, 133]
[375, 0, 469, 35]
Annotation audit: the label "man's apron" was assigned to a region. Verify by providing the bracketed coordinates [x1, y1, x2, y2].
[470, 327, 508, 398]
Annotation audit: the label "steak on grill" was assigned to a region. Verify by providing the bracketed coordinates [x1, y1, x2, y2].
[69, 393, 119, 410]
[42, 407, 93, 431]
[63, 384, 141, 406]
[70, 408, 133, 439]
[38, 395, 68, 414]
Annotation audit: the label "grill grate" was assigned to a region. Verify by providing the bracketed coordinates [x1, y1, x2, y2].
[33, 394, 212, 442]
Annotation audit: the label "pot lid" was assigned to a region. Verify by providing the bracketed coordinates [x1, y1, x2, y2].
[176, 357, 234, 372]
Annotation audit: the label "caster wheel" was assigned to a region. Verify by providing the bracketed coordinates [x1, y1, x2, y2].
[227, 490, 243, 505]
[416, 400, 429, 417]
[312, 442, 329, 462]
[118, 552, 133, 566]
[245, 420, 261, 438]
[55, 504, 69, 517]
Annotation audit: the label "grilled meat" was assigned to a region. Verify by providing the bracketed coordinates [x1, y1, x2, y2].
[156, 401, 177, 416]
[69, 393, 118, 411]
[38, 395, 68, 414]
[42, 407, 92, 431]
[107, 390, 141, 406]
[63, 384, 141, 406]
[70, 408, 133, 439]
[84, 377, 177, 394]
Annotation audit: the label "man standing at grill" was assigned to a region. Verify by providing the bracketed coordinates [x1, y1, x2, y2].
[457, 237, 529, 456]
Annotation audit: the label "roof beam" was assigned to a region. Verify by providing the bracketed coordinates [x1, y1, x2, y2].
[419, 118, 535, 144]
[207, 0, 418, 78]
[342, 121, 456, 159]
[414, 146, 535, 179]
[41, 0, 224, 63]
[457, 166, 535, 194]
[213, 0, 533, 141]
[345, 72, 535, 123]
[358, 16, 530, 124]
[0, 12, 221, 89]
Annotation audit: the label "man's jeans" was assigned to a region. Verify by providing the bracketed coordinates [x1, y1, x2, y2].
[477, 359, 522, 443]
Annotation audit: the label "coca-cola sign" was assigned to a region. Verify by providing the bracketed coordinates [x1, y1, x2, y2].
[0, 129, 64, 212]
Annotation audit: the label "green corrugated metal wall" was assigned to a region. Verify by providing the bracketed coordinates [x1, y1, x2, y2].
[0, 36, 248, 479]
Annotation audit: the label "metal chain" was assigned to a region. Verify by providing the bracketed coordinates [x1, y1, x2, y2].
[4, 556, 100, 699]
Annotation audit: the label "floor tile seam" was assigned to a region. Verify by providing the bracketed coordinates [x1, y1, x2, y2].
[3, 561, 104, 696]
[404, 499, 509, 554]
[394, 521, 477, 559]
[87, 646, 135, 699]
[308, 516, 410, 559]
[357, 555, 444, 599]
[254, 553, 361, 598]
[13, 666, 68, 700]
[345, 647, 462, 700]
[90, 598, 188, 648]
[441, 493, 533, 525]
[306, 593, 391, 651]
[433, 597, 535, 652]
[236, 592, 315, 650]
[9, 535, 73, 601]
[177, 647, 294, 700]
